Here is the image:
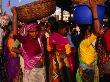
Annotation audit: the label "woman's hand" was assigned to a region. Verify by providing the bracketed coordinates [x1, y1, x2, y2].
[89, 0, 97, 11]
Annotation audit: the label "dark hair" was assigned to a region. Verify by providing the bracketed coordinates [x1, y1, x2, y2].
[48, 16, 57, 24]
[78, 24, 93, 45]
[48, 16, 58, 33]
[58, 20, 68, 29]
[79, 24, 93, 33]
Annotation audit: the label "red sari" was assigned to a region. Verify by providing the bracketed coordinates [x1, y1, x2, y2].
[47, 32, 72, 82]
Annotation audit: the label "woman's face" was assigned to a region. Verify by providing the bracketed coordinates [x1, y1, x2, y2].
[59, 27, 67, 36]
[28, 27, 38, 38]
[85, 29, 91, 38]
[76, 26, 80, 32]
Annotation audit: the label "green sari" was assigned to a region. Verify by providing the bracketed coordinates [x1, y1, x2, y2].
[76, 49, 99, 82]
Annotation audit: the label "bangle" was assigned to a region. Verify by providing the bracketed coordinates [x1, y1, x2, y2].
[93, 18, 98, 20]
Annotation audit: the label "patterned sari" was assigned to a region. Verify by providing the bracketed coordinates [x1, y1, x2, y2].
[76, 34, 99, 82]
[96, 36, 110, 78]
[7, 36, 22, 82]
[20, 37, 46, 82]
[76, 55, 99, 82]
[47, 32, 72, 82]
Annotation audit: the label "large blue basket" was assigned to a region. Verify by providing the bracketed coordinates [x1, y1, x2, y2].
[73, 4, 105, 24]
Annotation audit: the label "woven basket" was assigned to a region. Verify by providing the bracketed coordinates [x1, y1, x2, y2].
[16, 0, 56, 22]
[72, 0, 106, 4]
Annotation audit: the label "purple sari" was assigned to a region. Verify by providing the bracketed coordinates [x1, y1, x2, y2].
[3, 37, 20, 82]
[6, 56, 20, 81]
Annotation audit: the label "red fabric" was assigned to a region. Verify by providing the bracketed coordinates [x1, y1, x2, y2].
[104, 29, 110, 52]
[22, 37, 42, 57]
[49, 32, 69, 51]
[16, 34, 42, 57]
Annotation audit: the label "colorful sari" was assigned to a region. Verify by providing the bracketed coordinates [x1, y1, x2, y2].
[96, 36, 110, 79]
[20, 36, 46, 82]
[76, 34, 99, 82]
[7, 36, 21, 82]
[0, 27, 7, 82]
[47, 32, 72, 82]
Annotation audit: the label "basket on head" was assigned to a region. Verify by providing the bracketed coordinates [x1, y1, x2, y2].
[71, 0, 106, 4]
[16, 0, 56, 23]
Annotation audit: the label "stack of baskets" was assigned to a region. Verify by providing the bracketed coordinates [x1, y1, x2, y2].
[16, 0, 56, 23]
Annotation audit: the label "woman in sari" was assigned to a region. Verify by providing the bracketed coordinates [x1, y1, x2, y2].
[47, 20, 73, 82]
[76, 0, 102, 82]
[95, 22, 110, 82]
[0, 14, 11, 82]
[7, 32, 23, 82]
[11, 7, 46, 82]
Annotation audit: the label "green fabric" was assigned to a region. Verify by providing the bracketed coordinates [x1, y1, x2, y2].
[76, 68, 82, 82]
[13, 39, 20, 48]
[76, 48, 99, 82]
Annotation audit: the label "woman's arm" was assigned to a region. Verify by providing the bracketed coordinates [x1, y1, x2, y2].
[89, 0, 102, 35]
[11, 7, 24, 42]
[11, 7, 18, 35]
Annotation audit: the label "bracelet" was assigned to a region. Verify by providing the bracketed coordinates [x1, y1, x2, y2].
[93, 18, 98, 20]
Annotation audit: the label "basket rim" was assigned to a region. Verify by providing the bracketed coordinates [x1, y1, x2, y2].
[16, 0, 56, 8]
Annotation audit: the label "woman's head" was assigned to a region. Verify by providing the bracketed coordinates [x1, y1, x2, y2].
[79, 24, 93, 35]
[22, 22, 39, 38]
[48, 16, 58, 33]
[28, 27, 39, 38]
[58, 20, 68, 36]
[78, 24, 93, 43]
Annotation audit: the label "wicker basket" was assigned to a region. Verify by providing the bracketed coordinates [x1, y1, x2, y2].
[71, 0, 106, 4]
[16, 0, 56, 22]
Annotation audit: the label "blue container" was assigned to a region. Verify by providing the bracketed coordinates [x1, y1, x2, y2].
[73, 4, 105, 24]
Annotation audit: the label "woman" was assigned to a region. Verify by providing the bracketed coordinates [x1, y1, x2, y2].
[7, 32, 22, 82]
[47, 20, 72, 82]
[11, 7, 46, 82]
[95, 22, 110, 82]
[0, 14, 11, 82]
[76, 0, 102, 82]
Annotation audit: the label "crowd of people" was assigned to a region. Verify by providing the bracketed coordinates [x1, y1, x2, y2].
[0, 0, 110, 82]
